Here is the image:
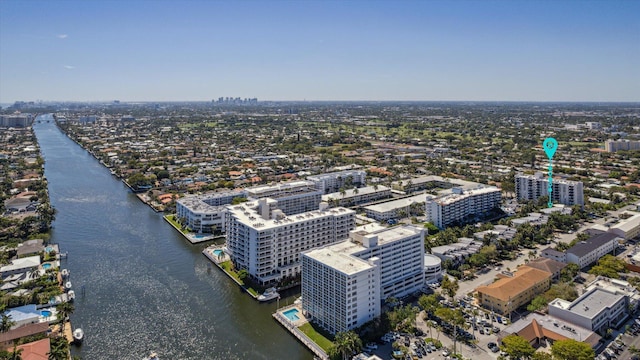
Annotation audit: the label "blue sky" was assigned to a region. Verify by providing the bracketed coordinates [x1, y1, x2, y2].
[1, 0, 638, 103]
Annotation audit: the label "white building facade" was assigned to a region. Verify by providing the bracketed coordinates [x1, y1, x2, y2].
[425, 187, 501, 229]
[225, 201, 355, 285]
[307, 170, 366, 194]
[302, 250, 381, 334]
[245, 180, 322, 215]
[515, 173, 584, 206]
[301, 224, 425, 334]
[175, 190, 246, 233]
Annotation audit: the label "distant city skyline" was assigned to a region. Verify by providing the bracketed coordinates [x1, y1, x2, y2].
[1, 0, 639, 104]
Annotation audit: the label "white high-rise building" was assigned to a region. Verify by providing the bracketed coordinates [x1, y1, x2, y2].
[307, 170, 366, 194]
[225, 200, 355, 285]
[302, 250, 381, 334]
[245, 180, 322, 215]
[515, 173, 584, 206]
[426, 187, 502, 229]
[302, 224, 425, 334]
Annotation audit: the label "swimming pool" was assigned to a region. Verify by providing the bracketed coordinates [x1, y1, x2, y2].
[45, 246, 54, 253]
[41, 310, 52, 317]
[43, 263, 52, 270]
[283, 308, 300, 322]
[213, 249, 223, 257]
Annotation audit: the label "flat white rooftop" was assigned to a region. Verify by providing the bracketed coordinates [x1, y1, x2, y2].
[304, 247, 374, 275]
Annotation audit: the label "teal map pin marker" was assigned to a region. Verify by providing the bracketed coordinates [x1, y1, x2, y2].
[543, 137, 558, 160]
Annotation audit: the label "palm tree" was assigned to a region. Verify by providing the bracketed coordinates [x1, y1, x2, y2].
[56, 302, 74, 333]
[0, 307, 15, 333]
[47, 337, 68, 360]
[333, 331, 362, 360]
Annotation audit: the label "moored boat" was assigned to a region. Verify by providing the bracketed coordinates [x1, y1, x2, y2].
[65, 281, 72, 290]
[72, 328, 84, 344]
[257, 287, 279, 302]
[67, 290, 75, 302]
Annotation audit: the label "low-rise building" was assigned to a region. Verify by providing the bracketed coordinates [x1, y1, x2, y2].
[363, 193, 427, 221]
[431, 238, 482, 265]
[499, 313, 601, 349]
[548, 287, 629, 334]
[523, 258, 567, 281]
[565, 232, 620, 269]
[608, 212, 640, 240]
[476, 267, 552, 315]
[0, 256, 41, 278]
[322, 185, 390, 207]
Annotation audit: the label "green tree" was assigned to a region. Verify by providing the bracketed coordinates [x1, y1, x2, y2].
[588, 254, 626, 279]
[237, 269, 249, 282]
[551, 338, 595, 360]
[441, 275, 459, 301]
[500, 334, 535, 359]
[332, 330, 362, 360]
[526, 295, 548, 312]
[531, 353, 553, 360]
[0, 306, 15, 333]
[559, 263, 580, 282]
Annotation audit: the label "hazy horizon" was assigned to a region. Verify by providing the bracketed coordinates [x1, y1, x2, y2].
[1, 0, 639, 104]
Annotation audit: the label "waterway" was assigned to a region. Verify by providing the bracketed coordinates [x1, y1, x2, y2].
[33, 114, 312, 360]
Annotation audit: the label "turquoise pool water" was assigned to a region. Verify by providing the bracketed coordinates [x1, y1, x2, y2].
[43, 263, 52, 270]
[283, 308, 300, 321]
[213, 249, 223, 257]
[45, 246, 54, 253]
[41, 310, 52, 317]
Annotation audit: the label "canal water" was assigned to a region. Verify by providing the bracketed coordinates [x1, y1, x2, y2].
[33, 114, 311, 360]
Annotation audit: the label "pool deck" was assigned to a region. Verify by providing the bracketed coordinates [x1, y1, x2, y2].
[273, 304, 329, 360]
[163, 215, 224, 244]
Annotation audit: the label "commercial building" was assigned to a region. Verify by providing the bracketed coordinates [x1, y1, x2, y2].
[226, 200, 355, 285]
[549, 287, 629, 334]
[425, 187, 501, 229]
[307, 170, 366, 194]
[605, 139, 640, 153]
[175, 190, 246, 234]
[499, 313, 601, 349]
[476, 267, 552, 316]
[608, 212, 640, 240]
[302, 224, 425, 334]
[515, 173, 584, 206]
[565, 232, 620, 269]
[245, 180, 322, 216]
[322, 185, 391, 207]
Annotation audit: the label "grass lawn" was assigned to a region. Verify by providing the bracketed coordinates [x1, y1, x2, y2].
[219, 261, 259, 296]
[164, 214, 191, 234]
[299, 322, 334, 352]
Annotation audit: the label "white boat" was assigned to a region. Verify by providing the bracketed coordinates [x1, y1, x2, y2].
[61, 269, 70, 278]
[72, 328, 84, 344]
[67, 290, 75, 302]
[65, 281, 72, 290]
[257, 287, 279, 302]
